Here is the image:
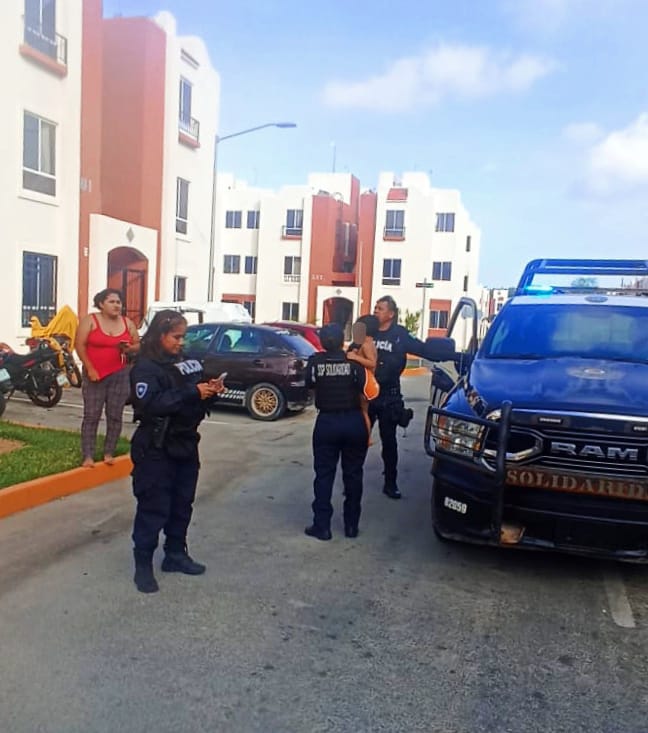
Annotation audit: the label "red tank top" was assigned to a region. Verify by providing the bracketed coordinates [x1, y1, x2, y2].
[86, 314, 130, 380]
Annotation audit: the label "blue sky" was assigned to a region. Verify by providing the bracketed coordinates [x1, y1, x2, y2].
[103, 0, 648, 287]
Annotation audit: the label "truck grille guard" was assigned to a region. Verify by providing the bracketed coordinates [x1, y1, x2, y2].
[424, 401, 513, 541]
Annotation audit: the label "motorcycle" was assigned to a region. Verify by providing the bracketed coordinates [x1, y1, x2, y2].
[0, 341, 68, 408]
[26, 334, 82, 388]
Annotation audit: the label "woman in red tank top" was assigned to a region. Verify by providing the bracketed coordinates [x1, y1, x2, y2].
[75, 289, 140, 467]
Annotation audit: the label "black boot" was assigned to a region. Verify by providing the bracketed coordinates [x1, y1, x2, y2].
[304, 524, 332, 541]
[383, 483, 402, 500]
[161, 547, 206, 575]
[133, 549, 159, 593]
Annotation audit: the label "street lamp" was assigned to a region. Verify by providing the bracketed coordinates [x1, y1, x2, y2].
[206, 122, 297, 301]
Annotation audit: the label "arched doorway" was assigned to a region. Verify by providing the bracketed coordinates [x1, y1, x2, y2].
[323, 297, 354, 340]
[107, 247, 148, 326]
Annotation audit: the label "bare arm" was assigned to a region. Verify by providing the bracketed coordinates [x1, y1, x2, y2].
[347, 338, 377, 370]
[75, 316, 99, 381]
[123, 318, 141, 355]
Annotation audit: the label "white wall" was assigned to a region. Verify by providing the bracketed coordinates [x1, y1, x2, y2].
[154, 12, 220, 305]
[1, 0, 83, 348]
[371, 172, 481, 341]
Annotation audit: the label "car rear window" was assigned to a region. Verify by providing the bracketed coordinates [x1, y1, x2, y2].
[184, 325, 218, 354]
[273, 331, 316, 357]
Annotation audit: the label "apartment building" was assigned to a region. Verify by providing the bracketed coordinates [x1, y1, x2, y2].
[80, 9, 219, 322]
[215, 172, 481, 341]
[1, 0, 83, 347]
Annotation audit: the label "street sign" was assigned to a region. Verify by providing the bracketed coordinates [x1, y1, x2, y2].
[415, 282, 435, 288]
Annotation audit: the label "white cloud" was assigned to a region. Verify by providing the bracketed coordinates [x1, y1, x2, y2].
[582, 114, 648, 196]
[321, 44, 557, 112]
[562, 122, 605, 145]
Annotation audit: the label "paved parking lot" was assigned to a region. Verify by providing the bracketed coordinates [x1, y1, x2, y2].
[1, 376, 648, 733]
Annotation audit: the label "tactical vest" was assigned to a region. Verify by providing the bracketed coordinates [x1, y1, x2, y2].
[308, 352, 361, 412]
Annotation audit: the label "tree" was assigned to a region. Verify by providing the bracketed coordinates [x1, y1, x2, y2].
[571, 277, 598, 288]
[400, 309, 421, 336]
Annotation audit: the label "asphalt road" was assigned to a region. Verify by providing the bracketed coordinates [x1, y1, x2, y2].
[1, 377, 647, 733]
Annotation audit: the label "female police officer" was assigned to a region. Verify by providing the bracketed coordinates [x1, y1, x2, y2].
[305, 323, 378, 540]
[129, 310, 225, 593]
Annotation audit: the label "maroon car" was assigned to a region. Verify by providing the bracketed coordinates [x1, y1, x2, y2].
[183, 323, 315, 420]
[263, 321, 323, 351]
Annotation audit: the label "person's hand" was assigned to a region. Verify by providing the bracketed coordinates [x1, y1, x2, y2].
[196, 382, 220, 400]
[86, 366, 100, 382]
[347, 351, 359, 362]
[208, 377, 227, 395]
[118, 340, 131, 354]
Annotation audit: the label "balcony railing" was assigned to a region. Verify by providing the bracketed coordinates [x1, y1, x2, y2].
[24, 19, 67, 66]
[283, 274, 301, 283]
[179, 116, 200, 141]
[383, 226, 406, 239]
[282, 225, 303, 238]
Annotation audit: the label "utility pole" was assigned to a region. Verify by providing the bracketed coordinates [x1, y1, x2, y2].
[415, 278, 435, 340]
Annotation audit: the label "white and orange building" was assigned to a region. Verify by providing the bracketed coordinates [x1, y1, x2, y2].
[214, 171, 481, 339]
[2, 1, 481, 350]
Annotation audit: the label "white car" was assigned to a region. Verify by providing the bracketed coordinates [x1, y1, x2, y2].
[139, 301, 252, 335]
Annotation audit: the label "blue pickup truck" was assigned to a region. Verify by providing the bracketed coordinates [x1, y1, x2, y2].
[423, 259, 648, 561]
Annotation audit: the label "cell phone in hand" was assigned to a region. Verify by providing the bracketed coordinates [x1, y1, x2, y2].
[216, 372, 227, 381]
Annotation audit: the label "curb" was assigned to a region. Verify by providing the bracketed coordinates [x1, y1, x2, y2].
[0, 454, 133, 520]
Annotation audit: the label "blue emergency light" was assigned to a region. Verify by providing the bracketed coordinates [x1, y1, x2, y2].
[515, 259, 648, 296]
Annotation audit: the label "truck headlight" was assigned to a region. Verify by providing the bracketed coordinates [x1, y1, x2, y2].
[432, 414, 485, 457]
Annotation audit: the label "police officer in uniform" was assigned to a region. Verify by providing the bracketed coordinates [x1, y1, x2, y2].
[371, 295, 432, 499]
[305, 323, 376, 540]
[129, 310, 225, 593]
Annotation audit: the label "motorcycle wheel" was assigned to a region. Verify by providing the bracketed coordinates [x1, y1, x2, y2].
[0, 393, 6, 418]
[28, 381, 63, 408]
[67, 362, 82, 388]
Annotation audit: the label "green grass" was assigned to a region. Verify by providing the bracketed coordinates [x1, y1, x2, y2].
[0, 421, 130, 490]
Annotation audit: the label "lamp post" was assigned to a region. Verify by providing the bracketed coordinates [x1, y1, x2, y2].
[206, 122, 297, 301]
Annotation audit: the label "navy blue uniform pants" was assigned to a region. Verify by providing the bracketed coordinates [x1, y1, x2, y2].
[312, 410, 368, 530]
[131, 450, 199, 553]
[368, 394, 401, 486]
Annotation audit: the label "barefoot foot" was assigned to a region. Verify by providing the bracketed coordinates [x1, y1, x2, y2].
[82, 458, 95, 468]
[104, 455, 115, 466]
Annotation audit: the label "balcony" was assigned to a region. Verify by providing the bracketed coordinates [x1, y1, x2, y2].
[383, 226, 406, 241]
[282, 226, 302, 239]
[178, 116, 200, 148]
[283, 274, 301, 283]
[20, 17, 67, 77]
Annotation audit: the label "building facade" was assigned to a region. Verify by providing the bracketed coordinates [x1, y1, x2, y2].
[215, 172, 481, 341]
[2, 0, 83, 348]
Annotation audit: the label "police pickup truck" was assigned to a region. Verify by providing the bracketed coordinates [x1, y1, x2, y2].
[423, 259, 648, 561]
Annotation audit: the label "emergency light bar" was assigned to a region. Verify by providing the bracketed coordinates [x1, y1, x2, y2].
[515, 258, 648, 296]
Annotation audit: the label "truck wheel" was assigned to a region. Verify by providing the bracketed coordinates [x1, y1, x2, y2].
[245, 383, 286, 421]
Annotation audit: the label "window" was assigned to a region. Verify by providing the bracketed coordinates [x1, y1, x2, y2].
[179, 77, 192, 128]
[24, 0, 58, 59]
[466, 235, 471, 252]
[217, 327, 262, 354]
[463, 275, 469, 292]
[244, 256, 257, 274]
[243, 300, 256, 320]
[176, 178, 189, 234]
[247, 210, 260, 229]
[282, 302, 299, 321]
[284, 256, 301, 280]
[429, 310, 449, 330]
[436, 212, 455, 232]
[284, 209, 303, 236]
[225, 210, 242, 228]
[432, 261, 452, 281]
[223, 255, 240, 274]
[22, 252, 57, 327]
[23, 112, 56, 196]
[173, 276, 187, 301]
[382, 259, 401, 286]
[183, 324, 218, 355]
[385, 209, 405, 236]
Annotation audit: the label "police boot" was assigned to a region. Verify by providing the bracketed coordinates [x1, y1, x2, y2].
[161, 546, 206, 575]
[133, 549, 159, 594]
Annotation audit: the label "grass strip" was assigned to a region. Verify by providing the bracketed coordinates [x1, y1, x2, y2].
[0, 421, 130, 490]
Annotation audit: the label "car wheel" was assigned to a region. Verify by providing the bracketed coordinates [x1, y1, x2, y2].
[245, 383, 286, 421]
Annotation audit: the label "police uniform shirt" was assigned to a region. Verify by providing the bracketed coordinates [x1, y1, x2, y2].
[374, 323, 432, 388]
[131, 355, 212, 456]
[306, 351, 367, 412]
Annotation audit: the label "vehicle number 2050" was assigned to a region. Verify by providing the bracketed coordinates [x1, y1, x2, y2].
[444, 496, 467, 514]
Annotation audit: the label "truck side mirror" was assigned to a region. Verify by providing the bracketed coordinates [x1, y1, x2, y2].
[424, 337, 457, 362]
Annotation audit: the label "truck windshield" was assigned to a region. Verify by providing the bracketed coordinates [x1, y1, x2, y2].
[482, 303, 648, 363]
